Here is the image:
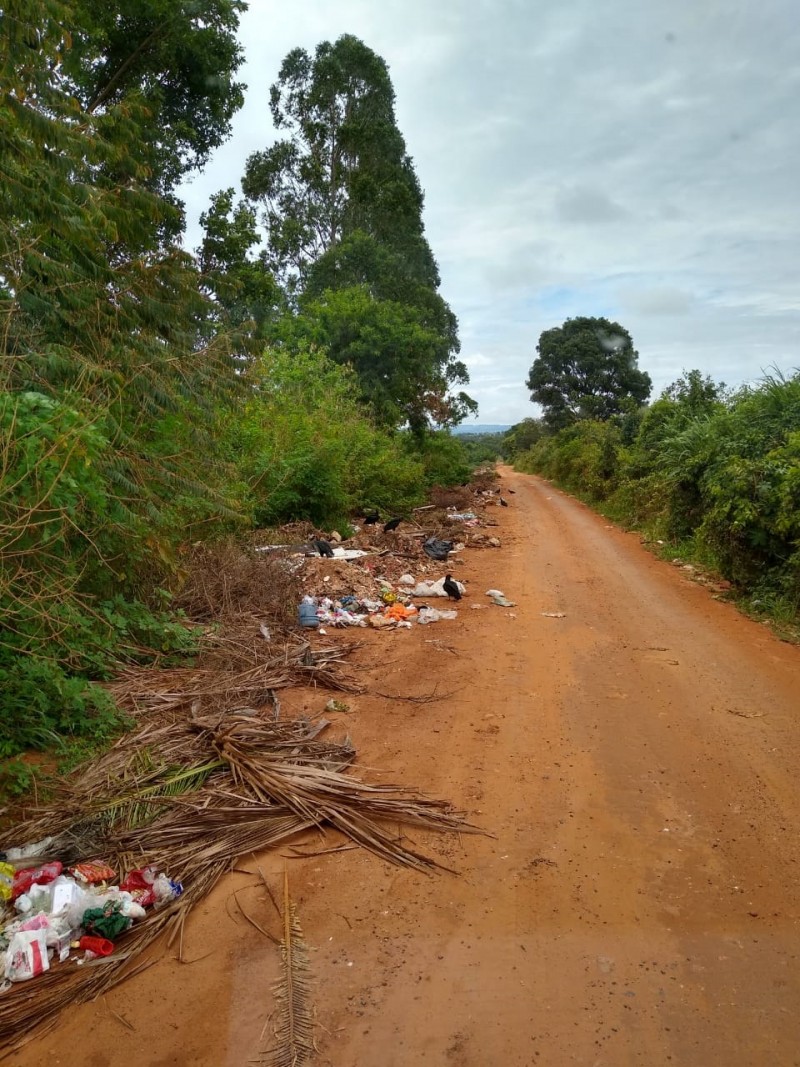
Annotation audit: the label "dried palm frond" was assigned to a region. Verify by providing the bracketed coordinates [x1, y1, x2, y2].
[263, 871, 314, 1067]
[0, 702, 482, 1054]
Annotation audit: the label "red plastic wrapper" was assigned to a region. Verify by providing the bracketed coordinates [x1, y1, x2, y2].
[11, 861, 62, 900]
[69, 859, 116, 884]
[119, 865, 158, 908]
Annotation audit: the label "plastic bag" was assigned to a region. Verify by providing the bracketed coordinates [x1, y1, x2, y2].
[0, 861, 14, 902]
[119, 866, 158, 907]
[152, 873, 183, 909]
[82, 901, 131, 941]
[422, 537, 453, 561]
[11, 861, 62, 900]
[4, 929, 50, 982]
[412, 577, 465, 599]
[48, 875, 84, 918]
[417, 607, 458, 625]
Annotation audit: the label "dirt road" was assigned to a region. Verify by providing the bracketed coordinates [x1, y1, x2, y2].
[17, 468, 800, 1066]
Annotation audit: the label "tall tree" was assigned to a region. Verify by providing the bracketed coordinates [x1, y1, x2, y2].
[198, 188, 284, 354]
[527, 316, 652, 430]
[240, 34, 473, 430]
[242, 34, 433, 288]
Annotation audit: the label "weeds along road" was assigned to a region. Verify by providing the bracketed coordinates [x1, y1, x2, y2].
[19, 467, 800, 1067]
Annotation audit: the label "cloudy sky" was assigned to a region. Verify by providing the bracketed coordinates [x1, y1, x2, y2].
[180, 0, 800, 424]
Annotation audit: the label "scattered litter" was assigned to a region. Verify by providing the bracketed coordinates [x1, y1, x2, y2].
[5, 929, 50, 982]
[298, 596, 320, 628]
[541, 612, 566, 618]
[485, 589, 515, 607]
[417, 607, 458, 624]
[2, 839, 55, 864]
[324, 699, 351, 714]
[470, 534, 501, 548]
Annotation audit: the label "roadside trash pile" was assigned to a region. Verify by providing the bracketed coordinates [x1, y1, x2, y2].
[0, 852, 181, 987]
[0, 472, 510, 1051]
[0, 634, 478, 1049]
[298, 572, 467, 631]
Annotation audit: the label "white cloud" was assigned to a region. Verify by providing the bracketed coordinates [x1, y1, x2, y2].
[180, 0, 800, 424]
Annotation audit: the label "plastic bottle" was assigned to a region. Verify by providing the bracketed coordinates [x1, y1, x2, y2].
[298, 597, 320, 628]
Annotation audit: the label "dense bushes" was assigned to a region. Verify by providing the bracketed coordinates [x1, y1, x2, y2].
[227, 347, 430, 527]
[226, 347, 475, 528]
[513, 371, 800, 617]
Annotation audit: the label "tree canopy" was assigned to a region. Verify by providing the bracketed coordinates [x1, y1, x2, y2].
[63, 0, 246, 199]
[242, 34, 435, 288]
[527, 316, 652, 430]
[235, 33, 473, 431]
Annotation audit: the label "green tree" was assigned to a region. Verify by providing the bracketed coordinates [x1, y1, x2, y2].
[198, 188, 284, 355]
[242, 34, 434, 288]
[663, 368, 726, 413]
[527, 316, 651, 430]
[274, 287, 475, 431]
[62, 0, 246, 199]
[240, 34, 472, 430]
[504, 417, 546, 457]
[0, 0, 242, 759]
[226, 346, 426, 526]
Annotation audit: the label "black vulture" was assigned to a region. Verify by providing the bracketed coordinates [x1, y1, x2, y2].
[443, 574, 462, 601]
[383, 517, 402, 533]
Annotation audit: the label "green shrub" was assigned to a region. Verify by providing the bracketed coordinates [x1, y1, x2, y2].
[0, 658, 125, 759]
[229, 346, 426, 527]
[404, 429, 472, 489]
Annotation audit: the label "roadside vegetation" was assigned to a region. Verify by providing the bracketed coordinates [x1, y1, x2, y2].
[0, 5, 475, 793]
[509, 322, 800, 634]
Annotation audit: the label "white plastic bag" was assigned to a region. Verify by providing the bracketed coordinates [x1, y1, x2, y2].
[4, 929, 50, 982]
[413, 577, 465, 598]
[417, 607, 458, 624]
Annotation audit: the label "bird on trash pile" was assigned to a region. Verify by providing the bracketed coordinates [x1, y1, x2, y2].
[383, 517, 402, 533]
[363, 510, 380, 525]
[443, 574, 462, 601]
[312, 539, 334, 557]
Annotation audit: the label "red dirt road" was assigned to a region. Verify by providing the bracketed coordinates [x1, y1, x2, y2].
[15, 468, 800, 1066]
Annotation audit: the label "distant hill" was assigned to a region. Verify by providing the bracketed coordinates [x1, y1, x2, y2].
[452, 424, 511, 436]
